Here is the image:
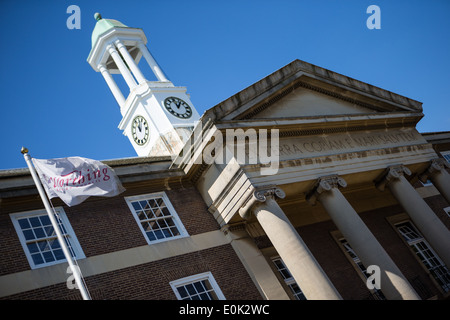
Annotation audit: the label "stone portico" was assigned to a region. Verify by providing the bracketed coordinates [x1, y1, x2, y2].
[175, 60, 450, 300]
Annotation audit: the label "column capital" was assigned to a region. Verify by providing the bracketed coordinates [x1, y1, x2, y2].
[306, 175, 347, 205]
[113, 39, 126, 48]
[105, 43, 117, 52]
[419, 158, 450, 183]
[239, 185, 286, 220]
[375, 165, 411, 191]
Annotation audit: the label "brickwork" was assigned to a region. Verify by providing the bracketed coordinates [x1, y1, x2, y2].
[0, 183, 220, 276]
[424, 195, 450, 229]
[1, 244, 262, 300]
[0, 213, 30, 276]
[254, 202, 446, 300]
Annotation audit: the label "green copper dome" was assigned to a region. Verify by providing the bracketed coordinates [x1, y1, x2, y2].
[91, 13, 128, 48]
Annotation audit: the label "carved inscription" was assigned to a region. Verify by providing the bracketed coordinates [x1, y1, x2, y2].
[276, 129, 423, 159]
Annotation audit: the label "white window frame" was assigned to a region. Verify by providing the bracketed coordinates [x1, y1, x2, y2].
[170, 272, 226, 300]
[395, 220, 450, 293]
[10, 207, 85, 269]
[125, 192, 189, 245]
[421, 179, 433, 187]
[271, 256, 306, 300]
[338, 238, 385, 300]
[444, 207, 450, 218]
[441, 151, 450, 163]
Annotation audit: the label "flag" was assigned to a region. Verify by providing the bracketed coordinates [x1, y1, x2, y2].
[32, 156, 125, 207]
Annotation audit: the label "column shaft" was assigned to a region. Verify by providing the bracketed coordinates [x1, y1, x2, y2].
[428, 165, 450, 205]
[222, 225, 290, 300]
[388, 174, 450, 267]
[252, 196, 341, 300]
[98, 64, 126, 108]
[138, 42, 168, 82]
[115, 40, 146, 85]
[317, 186, 420, 300]
[107, 45, 137, 89]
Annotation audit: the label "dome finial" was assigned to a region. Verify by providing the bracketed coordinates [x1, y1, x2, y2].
[94, 13, 102, 21]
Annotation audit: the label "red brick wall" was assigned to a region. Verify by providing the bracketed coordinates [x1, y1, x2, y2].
[0, 213, 30, 276]
[0, 183, 220, 276]
[255, 203, 444, 300]
[1, 245, 262, 300]
[1, 183, 261, 300]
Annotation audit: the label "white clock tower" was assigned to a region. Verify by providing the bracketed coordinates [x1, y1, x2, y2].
[87, 13, 200, 157]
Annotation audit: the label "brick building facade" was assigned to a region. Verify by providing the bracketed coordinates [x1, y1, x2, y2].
[1, 15, 449, 301]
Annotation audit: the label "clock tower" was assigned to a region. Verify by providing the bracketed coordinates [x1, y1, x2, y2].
[87, 13, 200, 157]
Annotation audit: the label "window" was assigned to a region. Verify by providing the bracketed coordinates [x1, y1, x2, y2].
[170, 272, 225, 300]
[339, 239, 385, 300]
[10, 208, 85, 269]
[272, 257, 306, 300]
[421, 179, 433, 187]
[126, 192, 188, 244]
[444, 207, 450, 218]
[396, 221, 450, 293]
[441, 151, 450, 163]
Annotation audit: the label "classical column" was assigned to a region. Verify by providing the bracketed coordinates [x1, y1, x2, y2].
[376, 165, 450, 268]
[137, 42, 169, 82]
[221, 224, 290, 300]
[239, 186, 342, 300]
[114, 40, 147, 85]
[98, 64, 126, 108]
[107, 44, 137, 90]
[307, 175, 420, 300]
[419, 158, 450, 204]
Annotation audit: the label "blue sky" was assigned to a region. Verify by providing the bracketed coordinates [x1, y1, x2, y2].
[0, 0, 449, 170]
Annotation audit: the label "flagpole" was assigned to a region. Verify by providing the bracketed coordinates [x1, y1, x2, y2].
[21, 147, 91, 300]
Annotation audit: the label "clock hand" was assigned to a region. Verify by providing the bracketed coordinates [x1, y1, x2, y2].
[138, 119, 142, 132]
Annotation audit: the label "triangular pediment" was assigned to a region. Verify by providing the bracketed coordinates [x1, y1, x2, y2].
[204, 60, 422, 122]
[251, 85, 376, 119]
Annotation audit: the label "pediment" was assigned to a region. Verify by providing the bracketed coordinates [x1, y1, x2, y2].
[250, 85, 376, 119]
[205, 59, 423, 122]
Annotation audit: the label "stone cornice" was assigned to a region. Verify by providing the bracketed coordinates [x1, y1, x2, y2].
[236, 80, 415, 120]
[202, 59, 422, 123]
[214, 111, 423, 137]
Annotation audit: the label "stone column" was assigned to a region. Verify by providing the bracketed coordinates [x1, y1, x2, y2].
[376, 165, 450, 268]
[107, 44, 137, 90]
[221, 224, 290, 300]
[239, 186, 342, 300]
[307, 175, 420, 300]
[419, 158, 450, 204]
[98, 64, 126, 108]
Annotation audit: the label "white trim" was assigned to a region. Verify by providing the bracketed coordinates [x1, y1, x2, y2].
[0, 230, 228, 298]
[443, 207, 450, 218]
[441, 151, 450, 163]
[421, 179, 433, 187]
[125, 192, 189, 245]
[170, 271, 226, 300]
[9, 207, 85, 269]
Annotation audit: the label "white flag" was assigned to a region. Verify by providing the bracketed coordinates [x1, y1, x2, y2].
[32, 156, 125, 207]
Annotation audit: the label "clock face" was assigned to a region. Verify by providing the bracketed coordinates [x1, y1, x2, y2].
[164, 97, 192, 119]
[131, 115, 149, 146]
